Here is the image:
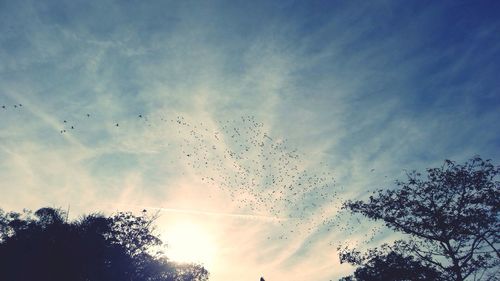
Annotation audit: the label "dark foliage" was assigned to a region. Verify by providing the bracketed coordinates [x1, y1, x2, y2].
[342, 157, 500, 281]
[338, 244, 444, 281]
[0, 207, 209, 281]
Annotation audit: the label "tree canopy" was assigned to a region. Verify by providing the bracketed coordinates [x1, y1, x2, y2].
[342, 157, 500, 281]
[338, 244, 444, 281]
[0, 207, 209, 281]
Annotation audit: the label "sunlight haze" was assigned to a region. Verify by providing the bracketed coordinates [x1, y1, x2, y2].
[1, 1, 499, 280]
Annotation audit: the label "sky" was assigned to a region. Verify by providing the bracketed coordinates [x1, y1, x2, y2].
[1, 1, 500, 280]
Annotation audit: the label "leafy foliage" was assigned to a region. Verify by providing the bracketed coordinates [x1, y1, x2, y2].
[342, 157, 500, 281]
[338, 243, 444, 281]
[0, 207, 209, 281]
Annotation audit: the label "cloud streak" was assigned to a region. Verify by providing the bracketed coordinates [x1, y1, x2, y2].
[1, 1, 499, 280]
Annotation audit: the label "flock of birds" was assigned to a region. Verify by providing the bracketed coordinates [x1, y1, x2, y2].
[1, 102, 386, 248]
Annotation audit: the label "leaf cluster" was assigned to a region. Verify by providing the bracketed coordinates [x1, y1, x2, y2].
[338, 243, 444, 281]
[0, 207, 209, 281]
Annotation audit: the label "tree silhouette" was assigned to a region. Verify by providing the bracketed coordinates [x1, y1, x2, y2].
[0, 207, 209, 281]
[338, 243, 444, 281]
[342, 157, 499, 281]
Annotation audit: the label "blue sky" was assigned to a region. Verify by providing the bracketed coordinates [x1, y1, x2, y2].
[1, 1, 499, 280]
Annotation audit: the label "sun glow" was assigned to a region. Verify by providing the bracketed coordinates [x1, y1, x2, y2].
[163, 221, 217, 268]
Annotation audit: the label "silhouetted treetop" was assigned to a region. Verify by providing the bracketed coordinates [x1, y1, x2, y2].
[0, 207, 208, 281]
[343, 157, 499, 281]
[338, 243, 444, 281]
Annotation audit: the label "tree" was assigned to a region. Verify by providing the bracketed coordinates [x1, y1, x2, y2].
[342, 157, 499, 281]
[338, 243, 444, 281]
[0, 207, 209, 281]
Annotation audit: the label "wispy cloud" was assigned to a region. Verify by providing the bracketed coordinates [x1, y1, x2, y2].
[1, 1, 499, 280]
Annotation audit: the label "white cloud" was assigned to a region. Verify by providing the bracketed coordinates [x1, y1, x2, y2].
[1, 1, 499, 280]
